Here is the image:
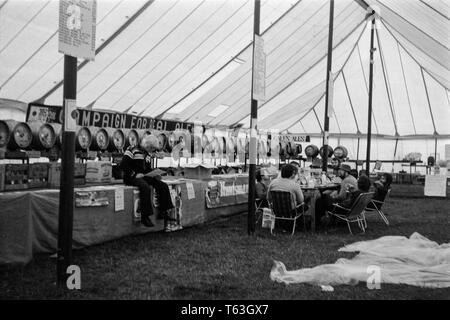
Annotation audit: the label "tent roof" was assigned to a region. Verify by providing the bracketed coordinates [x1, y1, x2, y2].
[0, 0, 449, 139]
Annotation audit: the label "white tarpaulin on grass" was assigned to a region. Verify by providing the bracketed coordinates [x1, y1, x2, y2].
[270, 233, 450, 289]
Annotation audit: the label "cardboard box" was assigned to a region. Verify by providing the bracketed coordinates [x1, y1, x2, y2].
[183, 163, 216, 180]
[85, 161, 112, 184]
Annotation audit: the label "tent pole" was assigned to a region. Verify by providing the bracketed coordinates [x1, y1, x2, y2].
[393, 138, 398, 173]
[322, 0, 334, 173]
[57, 55, 77, 287]
[365, 10, 376, 176]
[248, 0, 260, 236]
[434, 138, 438, 164]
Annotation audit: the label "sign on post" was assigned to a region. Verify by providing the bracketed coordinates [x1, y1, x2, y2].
[252, 35, 266, 102]
[59, 0, 97, 61]
[424, 175, 447, 197]
[64, 99, 77, 132]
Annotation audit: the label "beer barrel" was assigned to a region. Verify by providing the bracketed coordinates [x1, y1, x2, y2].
[288, 142, 301, 158]
[107, 128, 125, 151]
[27, 120, 56, 150]
[295, 143, 302, 156]
[279, 141, 288, 158]
[5, 120, 32, 150]
[90, 127, 110, 151]
[49, 123, 62, 147]
[157, 132, 171, 153]
[75, 126, 92, 151]
[305, 144, 319, 158]
[137, 129, 152, 143]
[319, 145, 334, 158]
[333, 145, 348, 160]
[123, 129, 139, 149]
[0, 120, 11, 148]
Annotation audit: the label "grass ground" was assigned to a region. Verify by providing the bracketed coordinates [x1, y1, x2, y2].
[0, 196, 449, 300]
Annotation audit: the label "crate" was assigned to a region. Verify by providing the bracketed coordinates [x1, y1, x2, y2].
[28, 163, 49, 189]
[48, 162, 86, 188]
[4, 164, 29, 191]
[85, 161, 112, 184]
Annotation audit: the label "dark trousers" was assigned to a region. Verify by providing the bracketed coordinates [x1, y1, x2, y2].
[126, 176, 174, 218]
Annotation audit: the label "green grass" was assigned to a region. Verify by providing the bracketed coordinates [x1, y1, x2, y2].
[1, 196, 449, 300]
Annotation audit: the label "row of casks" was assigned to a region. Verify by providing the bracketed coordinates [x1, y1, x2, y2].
[0, 120, 350, 159]
[0, 120, 150, 152]
[0, 120, 262, 156]
[304, 144, 349, 160]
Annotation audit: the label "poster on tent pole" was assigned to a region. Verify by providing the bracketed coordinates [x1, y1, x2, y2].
[252, 35, 266, 102]
[58, 0, 97, 61]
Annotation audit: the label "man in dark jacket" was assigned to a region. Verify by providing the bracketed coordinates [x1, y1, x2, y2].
[120, 135, 174, 227]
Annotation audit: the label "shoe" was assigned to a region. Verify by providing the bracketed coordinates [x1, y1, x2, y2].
[141, 216, 155, 228]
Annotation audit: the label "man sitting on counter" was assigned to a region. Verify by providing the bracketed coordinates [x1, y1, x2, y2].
[120, 134, 174, 228]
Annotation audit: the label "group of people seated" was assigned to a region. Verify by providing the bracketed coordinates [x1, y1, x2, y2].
[255, 162, 393, 231]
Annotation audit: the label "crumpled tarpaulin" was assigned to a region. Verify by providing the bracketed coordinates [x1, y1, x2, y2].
[270, 233, 450, 289]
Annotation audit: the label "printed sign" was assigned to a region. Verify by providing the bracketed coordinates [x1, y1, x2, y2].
[186, 182, 195, 200]
[64, 99, 77, 132]
[205, 176, 248, 208]
[114, 187, 124, 212]
[278, 134, 310, 143]
[27, 103, 195, 131]
[424, 174, 447, 197]
[252, 35, 266, 102]
[75, 190, 109, 207]
[58, 0, 97, 60]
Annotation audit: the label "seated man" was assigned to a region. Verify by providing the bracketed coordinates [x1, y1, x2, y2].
[255, 169, 269, 208]
[267, 164, 306, 230]
[315, 164, 357, 228]
[120, 135, 174, 227]
[332, 175, 371, 216]
[366, 172, 393, 210]
[328, 164, 358, 203]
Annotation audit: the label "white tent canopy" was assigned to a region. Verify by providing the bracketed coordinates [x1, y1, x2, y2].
[1, 0, 449, 163]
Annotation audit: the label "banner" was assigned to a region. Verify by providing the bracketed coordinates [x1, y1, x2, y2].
[27, 103, 194, 131]
[205, 176, 248, 208]
[75, 190, 109, 207]
[278, 134, 310, 143]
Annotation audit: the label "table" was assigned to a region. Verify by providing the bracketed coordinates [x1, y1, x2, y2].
[301, 183, 340, 232]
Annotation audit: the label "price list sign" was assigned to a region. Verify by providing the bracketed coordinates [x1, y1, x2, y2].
[58, 0, 97, 60]
[252, 35, 266, 102]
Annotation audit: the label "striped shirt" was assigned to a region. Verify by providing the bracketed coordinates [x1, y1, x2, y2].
[120, 146, 152, 181]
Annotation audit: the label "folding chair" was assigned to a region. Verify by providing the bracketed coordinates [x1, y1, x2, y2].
[326, 192, 374, 235]
[364, 188, 391, 226]
[255, 198, 265, 224]
[268, 191, 306, 236]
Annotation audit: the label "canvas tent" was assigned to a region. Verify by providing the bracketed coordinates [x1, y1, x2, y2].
[0, 0, 449, 168]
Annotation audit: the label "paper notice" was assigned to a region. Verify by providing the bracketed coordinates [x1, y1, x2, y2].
[186, 182, 195, 200]
[115, 187, 125, 211]
[424, 175, 447, 197]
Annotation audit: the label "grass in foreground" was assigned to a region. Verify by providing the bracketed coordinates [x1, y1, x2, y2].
[0, 197, 449, 299]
